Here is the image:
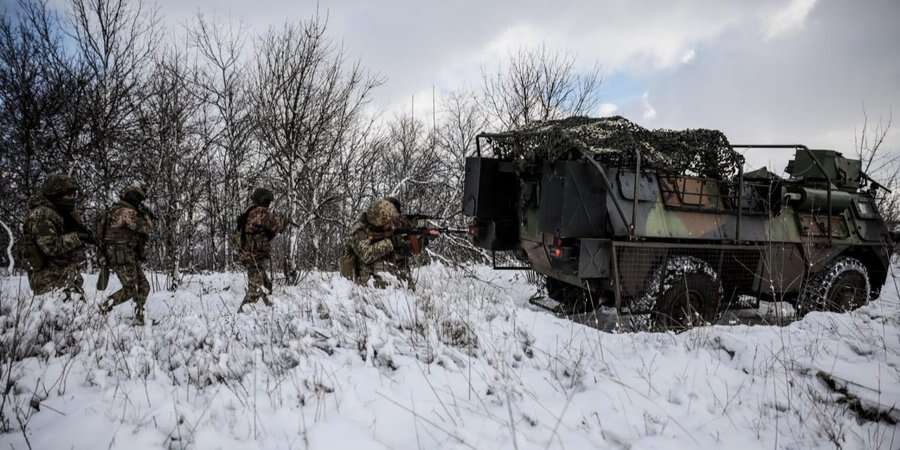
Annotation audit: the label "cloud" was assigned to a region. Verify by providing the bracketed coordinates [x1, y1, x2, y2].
[466, 4, 742, 75]
[641, 92, 657, 121]
[140, 1, 808, 104]
[765, 0, 818, 39]
[646, 0, 899, 170]
[598, 103, 619, 116]
[54, 0, 896, 156]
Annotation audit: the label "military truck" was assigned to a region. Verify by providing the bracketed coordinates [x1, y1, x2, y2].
[463, 116, 895, 329]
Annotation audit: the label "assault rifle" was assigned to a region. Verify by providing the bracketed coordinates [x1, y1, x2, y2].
[368, 226, 468, 242]
[368, 226, 467, 257]
[392, 213, 468, 239]
[61, 212, 96, 246]
[402, 213, 438, 222]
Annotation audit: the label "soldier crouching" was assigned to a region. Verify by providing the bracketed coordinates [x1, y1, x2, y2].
[340, 198, 425, 289]
[98, 185, 154, 326]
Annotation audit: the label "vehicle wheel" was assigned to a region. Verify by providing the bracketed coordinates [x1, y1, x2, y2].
[641, 256, 722, 331]
[798, 257, 870, 315]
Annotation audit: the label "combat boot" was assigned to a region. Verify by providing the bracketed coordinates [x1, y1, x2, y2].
[133, 307, 145, 326]
[98, 298, 114, 315]
[63, 288, 87, 303]
[238, 296, 258, 313]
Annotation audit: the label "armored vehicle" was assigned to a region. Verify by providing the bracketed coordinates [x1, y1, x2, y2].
[463, 116, 895, 329]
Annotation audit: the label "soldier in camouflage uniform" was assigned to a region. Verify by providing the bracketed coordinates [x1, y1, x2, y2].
[340, 198, 421, 289]
[237, 188, 287, 311]
[19, 174, 93, 299]
[98, 185, 154, 325]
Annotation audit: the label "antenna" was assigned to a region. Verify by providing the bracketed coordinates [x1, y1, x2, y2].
[432, 84, 436, 150]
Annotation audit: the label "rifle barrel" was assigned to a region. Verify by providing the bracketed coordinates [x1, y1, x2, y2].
[367, 226, 468, 242]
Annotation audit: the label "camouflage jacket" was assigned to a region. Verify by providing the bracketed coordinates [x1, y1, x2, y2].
[101, 200, 153, 264]
[105, 200, 153, 244]
[346, 215, 411, 284]
[22, 195, 85, 267]
[239, 205, 285, 262]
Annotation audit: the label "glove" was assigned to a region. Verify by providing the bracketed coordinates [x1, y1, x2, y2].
[422, 228, 439, 246]
[61, 232, 83, 251]
[391, 234, 412, 257]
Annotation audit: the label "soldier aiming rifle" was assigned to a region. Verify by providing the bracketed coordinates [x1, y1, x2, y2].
[339, 197, 465, 289]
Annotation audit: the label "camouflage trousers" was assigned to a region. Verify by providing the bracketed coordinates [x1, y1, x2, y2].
[105, 263, 150, 314]
[356, 261, 415, 290]
[28, 264, 84, 300]
[240, 259, 272, 310]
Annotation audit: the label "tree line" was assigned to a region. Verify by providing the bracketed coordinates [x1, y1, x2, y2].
[0, 0, 602, 284]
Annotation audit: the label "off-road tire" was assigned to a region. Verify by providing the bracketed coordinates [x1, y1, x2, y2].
[641, 256, 722, 331]
[798, 256, 870, 315]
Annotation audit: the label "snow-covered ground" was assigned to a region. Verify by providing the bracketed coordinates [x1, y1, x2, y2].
[1, 265, 898, 449]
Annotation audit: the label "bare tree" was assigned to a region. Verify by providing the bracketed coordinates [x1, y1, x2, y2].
[440, 90, 487, 202]
[134, 48, 206, 288]
[481, 45, 602, 130]
[190, 15, 257, 270]
[376, 113, 444, 212]
[0, 1, 85, 227]
[0, 9, 49, 222]
[6, 4, 621, 273]
[855, 109, 899, 225]
[67, 0, 159, 205]
[251, 15, 381, 273]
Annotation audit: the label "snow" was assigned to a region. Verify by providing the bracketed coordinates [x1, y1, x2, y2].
[1, 265, 899, 449]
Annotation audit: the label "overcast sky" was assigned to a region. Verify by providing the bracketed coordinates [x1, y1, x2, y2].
[36, 0, 900, 172]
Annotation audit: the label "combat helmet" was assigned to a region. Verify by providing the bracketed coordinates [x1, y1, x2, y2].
[121, 184, 147, 205]
[385, 196, 403, 214]
[251, 187, 274, 206]
[366, 198, 400, 229]
[42, 174, 77, 198]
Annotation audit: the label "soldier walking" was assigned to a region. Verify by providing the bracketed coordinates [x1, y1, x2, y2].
[340, 197, 429, 289]
[236, 188, 286, 312]
[19, 174, 94, 300]
[98, 185, 154, 326]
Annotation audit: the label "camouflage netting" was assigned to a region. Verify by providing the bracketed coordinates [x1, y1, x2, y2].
[486, 116, 743, 180]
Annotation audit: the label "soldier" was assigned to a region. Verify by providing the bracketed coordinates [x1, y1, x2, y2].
[236, 187, 286, 311]
[340, 198, 428, 289]
[19, 174, 94, 299]
[98, 185, 154, 325]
